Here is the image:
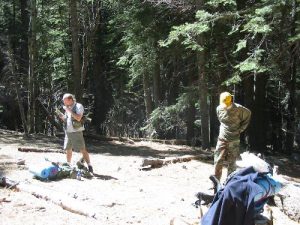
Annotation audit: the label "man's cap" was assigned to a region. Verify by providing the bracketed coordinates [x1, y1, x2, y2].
[62, 93, 74, 100]
[220, 92, 233, 107]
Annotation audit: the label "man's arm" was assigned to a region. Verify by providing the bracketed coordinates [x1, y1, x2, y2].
[239, 106, 251, 133]
[69, 110, 83, 122]
[64, 103, 84, 122]
[55, 108, 66, 121]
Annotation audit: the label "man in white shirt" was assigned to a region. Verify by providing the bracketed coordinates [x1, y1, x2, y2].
[59, 93, 93, 173]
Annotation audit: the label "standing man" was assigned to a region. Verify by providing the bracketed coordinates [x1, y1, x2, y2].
[214, 92, 251, 181]
[58, 93, 93, 173]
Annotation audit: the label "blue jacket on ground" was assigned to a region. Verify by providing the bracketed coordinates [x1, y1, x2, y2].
[201, 167, 262, 225]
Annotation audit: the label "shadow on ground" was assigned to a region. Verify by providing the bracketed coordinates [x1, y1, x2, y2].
[86, 138, 200, 159]
[0, 130, 62, 148]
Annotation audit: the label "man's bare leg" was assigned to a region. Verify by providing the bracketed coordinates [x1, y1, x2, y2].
[66, 149, 73, 164]
[81, 149, 91, 164]
[81, 149, 93, 173]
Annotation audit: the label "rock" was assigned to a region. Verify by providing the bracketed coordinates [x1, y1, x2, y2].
[255, 205, 273, 225]
[274, 183, 300, 222]
[291, 152, 300, 163]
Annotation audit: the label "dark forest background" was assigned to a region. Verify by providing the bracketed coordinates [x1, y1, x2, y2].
[0, 0, 299, 155]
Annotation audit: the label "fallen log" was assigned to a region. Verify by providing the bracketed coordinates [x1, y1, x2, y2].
[0, 159, 25, 166]
[17, 182, 97, 219]
[0, 197, 11, 203]
[0, 176, 20, 189]
[18, 147, 64, 154]
[141, 154, 212, 169]
[2, 175, 97, 218]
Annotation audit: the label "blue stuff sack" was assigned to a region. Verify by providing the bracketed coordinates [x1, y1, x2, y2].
[29, 165, 59, 180]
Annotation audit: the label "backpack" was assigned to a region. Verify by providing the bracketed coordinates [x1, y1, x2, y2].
[71, 103, 92, 129]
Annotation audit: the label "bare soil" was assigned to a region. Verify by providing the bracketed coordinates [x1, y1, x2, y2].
[0, 130, 299, 225]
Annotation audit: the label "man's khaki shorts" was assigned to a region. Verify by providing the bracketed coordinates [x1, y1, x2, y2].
[64, 131, 86, 151]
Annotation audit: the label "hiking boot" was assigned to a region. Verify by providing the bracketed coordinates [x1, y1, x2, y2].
[254, 214, 269, 225]
[88, 165, 94, 173]
[76, 158, 85, 169]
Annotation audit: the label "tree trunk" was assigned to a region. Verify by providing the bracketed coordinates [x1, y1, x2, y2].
[251, 73, 268, 152]
[167, 56, 180, 105]
[196, 0, 210, 150]
[16, 87, 28, 136]
[81, 33, 90, 91]
[19, 0, 29, 79]
[283, 0, 298, 154]
[186, 96, 196, 141]
[81, 3, 101, 90]
[143, 73, 153, 119]
[91, 52, 110, 134]
[242, 74, 254, 150]
[209, 94, 218, 146]
[69, 0, 82, 100]
[153, 58, 162, 108]
[7, 43, 28, 136]
[27, 0, 37, 133]
[210, 32, 227, 147]
[198, 54, 210, 150]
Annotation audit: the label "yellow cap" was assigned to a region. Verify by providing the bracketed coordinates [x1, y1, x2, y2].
[220, 92, 232, 107]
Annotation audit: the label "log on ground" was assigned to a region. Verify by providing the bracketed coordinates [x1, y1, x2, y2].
[141, 154, 212, 169]
[17, 183, 97, 219]
[18, 147, 64, 154]
[0, 176, 20, 189]
[0, 159, 25, 165]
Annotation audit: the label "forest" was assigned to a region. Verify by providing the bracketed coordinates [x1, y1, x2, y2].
[0, 0, 299, 155]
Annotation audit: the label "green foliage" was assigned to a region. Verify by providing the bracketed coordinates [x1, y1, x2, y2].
[111, 1, 159, 88]
[142, 105, 185, 138]
[234, 39, 247, 53]
[235, 49, 267, 73]
[195, 10, 214, 21]
[104, 91, 145, 137]
[160, 10, 212, 51]
[159, 22, 209, 51]
[143, 90, 198, 139]
[206, 0, 236, 8]
[37, 0, 71, 83]
[242, 17, 272, 35]
[255, 6, 273, 16]
[222, 75, 241, 86]
[289, 33, 300, 43]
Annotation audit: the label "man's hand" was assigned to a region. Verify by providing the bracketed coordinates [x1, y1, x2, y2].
[63, 106, 71, 113]
[55, 108, 65, 121]
[63, 106, 82, 121]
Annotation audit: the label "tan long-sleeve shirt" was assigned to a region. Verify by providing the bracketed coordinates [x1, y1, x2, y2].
[217, 103, 251, 141]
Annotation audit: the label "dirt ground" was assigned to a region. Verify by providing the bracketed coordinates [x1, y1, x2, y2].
[0, 129, 299, 225]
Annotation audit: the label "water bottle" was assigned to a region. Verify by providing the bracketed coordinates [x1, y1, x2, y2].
[76, 170, 81, 180]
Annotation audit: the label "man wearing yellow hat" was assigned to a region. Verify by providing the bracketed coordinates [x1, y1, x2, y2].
[214, 92, 251, 181]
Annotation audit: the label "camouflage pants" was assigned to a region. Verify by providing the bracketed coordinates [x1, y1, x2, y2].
[214, 139, 240, 181]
